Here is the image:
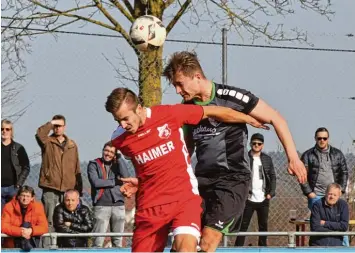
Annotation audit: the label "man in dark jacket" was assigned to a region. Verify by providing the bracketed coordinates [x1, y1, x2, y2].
[53, 189, 93, 248]
[310, 183, 349, 246]
[1, 119, 30, 211]
[235, 133, 276, 247]
[87, 142, 129, 247]
[300, 127, 348, 210]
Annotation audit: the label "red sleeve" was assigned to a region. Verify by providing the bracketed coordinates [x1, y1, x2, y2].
[169, 104, 204, 126]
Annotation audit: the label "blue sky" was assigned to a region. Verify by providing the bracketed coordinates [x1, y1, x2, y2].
[4, 0, 355, 163]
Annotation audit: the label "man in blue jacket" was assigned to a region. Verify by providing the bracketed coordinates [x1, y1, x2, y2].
[310, 183, 349, 246]
[87, 142, 130, 247]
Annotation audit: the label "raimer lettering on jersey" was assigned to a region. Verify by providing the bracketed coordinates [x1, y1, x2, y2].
[135, 141, 175, 164]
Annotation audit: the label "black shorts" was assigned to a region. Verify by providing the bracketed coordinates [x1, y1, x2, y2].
[198, 174, 250, 234]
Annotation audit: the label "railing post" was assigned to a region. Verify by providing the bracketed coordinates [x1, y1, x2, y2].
[49, 233, 58, 249]
[223, 235, 228, 247]
[287, 232, 296, 248]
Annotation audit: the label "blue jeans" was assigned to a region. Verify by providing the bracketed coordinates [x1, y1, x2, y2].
[1, 185, 18, 211]
[307, 195, 322, 210]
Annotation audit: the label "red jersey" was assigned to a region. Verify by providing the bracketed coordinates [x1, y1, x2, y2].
[111, 104, 204, 210]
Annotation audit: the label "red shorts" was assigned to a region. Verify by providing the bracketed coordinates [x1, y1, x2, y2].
[132, 196, 202, 252]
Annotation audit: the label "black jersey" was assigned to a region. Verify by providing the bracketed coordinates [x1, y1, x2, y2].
[184, 82, 259, 178]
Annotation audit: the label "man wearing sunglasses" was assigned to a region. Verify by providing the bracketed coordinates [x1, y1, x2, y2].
[300, 127, 348, 210]
[235, 133, 276, 247]
[1, 120, 30, 211]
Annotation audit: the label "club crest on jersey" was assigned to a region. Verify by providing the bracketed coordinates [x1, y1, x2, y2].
[157, 124, 171, 139]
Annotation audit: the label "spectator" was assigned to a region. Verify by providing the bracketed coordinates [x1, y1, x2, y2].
[235, 133, 276, 247]
[53, 189, 93, 248]
[87, 142, 129, 248]
[35, 115, 82, 247]
[1, 185, 48, 250]
[1, 119, 30, 211]
[300, 127, 348, 209]
[310, 183, 349, 246]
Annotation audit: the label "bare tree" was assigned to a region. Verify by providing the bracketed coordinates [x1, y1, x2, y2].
[1, 4, 32, 121]
[2, 0, 333, 106]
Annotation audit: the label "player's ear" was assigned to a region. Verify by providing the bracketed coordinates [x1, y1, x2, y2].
[135, 104, 143, 115]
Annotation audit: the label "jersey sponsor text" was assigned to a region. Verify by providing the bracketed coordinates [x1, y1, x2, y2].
[134, 141, 175, 164]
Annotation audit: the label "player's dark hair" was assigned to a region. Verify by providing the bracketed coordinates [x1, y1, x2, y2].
[314, 127, 329, 137]
[105, 88, 139, 113]
[163, 51, 206, 82]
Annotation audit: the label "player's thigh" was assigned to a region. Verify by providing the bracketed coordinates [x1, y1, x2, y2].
[132, 205, 171, 252]
[171, 196, 202, 251]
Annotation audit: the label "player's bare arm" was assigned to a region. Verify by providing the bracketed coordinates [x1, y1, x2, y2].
[248, 99, 307, 184]
[201, 105, 270, 130]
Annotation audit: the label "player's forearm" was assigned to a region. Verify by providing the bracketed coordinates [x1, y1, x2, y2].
[202, 106, 250, 124]
[270, 113, 299, 161]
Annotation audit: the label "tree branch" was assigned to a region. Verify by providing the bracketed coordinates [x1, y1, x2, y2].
[166, 0, 192, 34]
[29, 0, 117, 32]
[109, 0, 134, 22]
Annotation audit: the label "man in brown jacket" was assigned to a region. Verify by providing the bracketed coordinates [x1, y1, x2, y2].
[35, 114, 82, 247]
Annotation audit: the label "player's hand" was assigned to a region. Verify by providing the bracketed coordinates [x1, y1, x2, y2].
[247, 116, 270, 130]
[287, 158, 307, 184]
[121, 177, 138, 186]
[120, 177, 138, 198]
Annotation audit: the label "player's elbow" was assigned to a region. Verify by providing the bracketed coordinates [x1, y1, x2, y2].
[269, 110, 287, 127]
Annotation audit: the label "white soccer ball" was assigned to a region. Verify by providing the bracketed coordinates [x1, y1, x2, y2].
[129, 15, 167, 52]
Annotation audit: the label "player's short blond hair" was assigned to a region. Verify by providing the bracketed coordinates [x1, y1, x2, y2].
[105, 88, 139, 113]
[163, 51, 206, 82]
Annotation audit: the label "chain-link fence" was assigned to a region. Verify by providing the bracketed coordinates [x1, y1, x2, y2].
[23, 151, 355, 247]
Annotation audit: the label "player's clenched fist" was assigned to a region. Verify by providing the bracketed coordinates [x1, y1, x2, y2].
[120, 177, 138, 198]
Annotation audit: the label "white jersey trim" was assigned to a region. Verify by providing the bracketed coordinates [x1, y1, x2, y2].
[146, 107, 152, 118]
[179, 128, 199, 195]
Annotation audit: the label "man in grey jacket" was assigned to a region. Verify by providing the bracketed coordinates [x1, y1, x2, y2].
[87, 142, 130, 248]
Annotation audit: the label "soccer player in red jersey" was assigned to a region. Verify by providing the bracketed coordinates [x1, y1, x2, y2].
[105, 87, 268, 252]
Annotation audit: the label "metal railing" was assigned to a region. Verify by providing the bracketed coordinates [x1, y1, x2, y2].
[2, 231, 355, 248]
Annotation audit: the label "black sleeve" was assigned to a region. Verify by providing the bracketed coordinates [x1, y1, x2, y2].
[339, 152, 348, 193]
[53, 206, 74, 233]
[215, 85, 259, 114]
[183, 125, 195, 157]
[70, 207, 93, 233]
[300, 151, 313, 196]
[17, 145, 30, 186]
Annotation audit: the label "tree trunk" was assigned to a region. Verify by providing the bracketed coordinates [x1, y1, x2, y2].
[138, 47, 163, 107]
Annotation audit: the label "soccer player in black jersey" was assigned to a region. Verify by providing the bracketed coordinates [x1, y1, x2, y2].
[163, 51, 307, 252]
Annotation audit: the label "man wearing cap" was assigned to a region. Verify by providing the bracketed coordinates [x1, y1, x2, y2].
[235, 133, 276, 247]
